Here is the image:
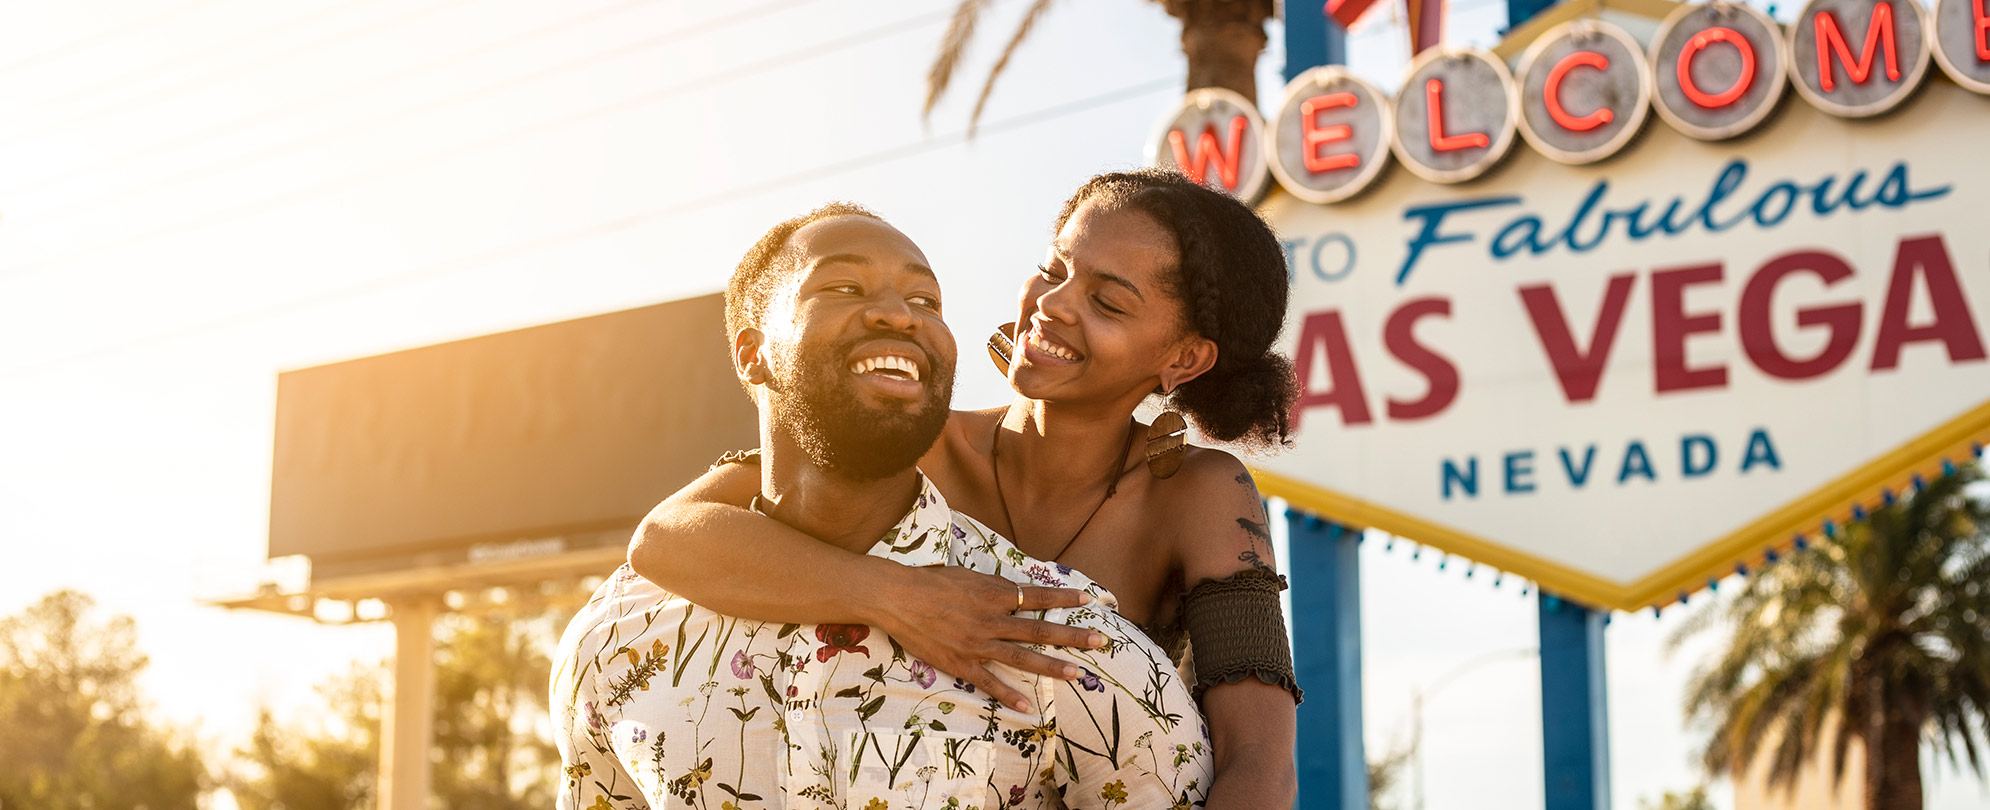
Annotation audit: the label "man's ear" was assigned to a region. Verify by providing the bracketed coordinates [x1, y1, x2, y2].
[733, 328, 771, 387]
[1159, 335, 1218, 393]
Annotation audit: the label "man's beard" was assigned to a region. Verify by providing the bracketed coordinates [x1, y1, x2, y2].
[765, 331, 955, 481]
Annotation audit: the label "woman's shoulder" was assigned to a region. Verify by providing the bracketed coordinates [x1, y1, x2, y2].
[937, 408, 1004, 457]
[1154, 443, 1255, 499]
[946, 407, 1005, 436]
[1139, 443, 1265, 545]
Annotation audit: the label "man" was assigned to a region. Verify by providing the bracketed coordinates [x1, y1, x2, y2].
[552, 204, 1213, 809]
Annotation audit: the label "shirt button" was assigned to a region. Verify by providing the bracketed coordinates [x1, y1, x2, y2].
[789, 709, 805, 723]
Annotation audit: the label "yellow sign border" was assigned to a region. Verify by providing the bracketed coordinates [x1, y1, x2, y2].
[1251, 398, 1990, 612]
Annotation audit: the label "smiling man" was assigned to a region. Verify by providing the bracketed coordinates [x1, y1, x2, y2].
[551, 204, 1213, 809]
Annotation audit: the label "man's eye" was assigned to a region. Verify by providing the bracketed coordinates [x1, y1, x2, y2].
[909, 294, 940, 310]
[828, 283, 860, 294]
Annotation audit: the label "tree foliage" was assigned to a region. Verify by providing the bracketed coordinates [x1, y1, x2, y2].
[1672, 466, 1990, 809]
[1637, 786, 1715, 810]
[1366, 742, 1411, 810]
[924, 0, 1275, 133]
[229, 663, 382, 810]
[0, 589, 206, 810]
[229, 610, 562, 810]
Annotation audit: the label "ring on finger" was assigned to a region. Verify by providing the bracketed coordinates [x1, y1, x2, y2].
[1014, 584, 1024, 612]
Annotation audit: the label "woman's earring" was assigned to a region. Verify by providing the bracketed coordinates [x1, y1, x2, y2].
[1146, 408, 1187, 479]
[987, 322, 1016, 376]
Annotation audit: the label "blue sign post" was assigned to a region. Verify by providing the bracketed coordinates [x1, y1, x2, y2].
[1283, 0, 1348, 73]
[1539, 597, 1611, 810]
[1285, 512, 1367, 810]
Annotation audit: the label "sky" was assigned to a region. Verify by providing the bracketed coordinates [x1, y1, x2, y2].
[0, 1, 1982, 808]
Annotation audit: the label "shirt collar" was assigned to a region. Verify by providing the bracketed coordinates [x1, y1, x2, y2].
[861, 472, 955, 567]
[746, 473, 955, 567]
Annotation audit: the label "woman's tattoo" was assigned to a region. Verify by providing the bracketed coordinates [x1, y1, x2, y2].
[1236, 518, 1275, 572]
[1233, 472, 1276, 571]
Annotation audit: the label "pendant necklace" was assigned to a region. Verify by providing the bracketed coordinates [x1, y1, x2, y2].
[988, 416, 1140, 562]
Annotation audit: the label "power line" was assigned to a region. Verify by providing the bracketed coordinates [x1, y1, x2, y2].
[1, 5, 964, 278]
[0, 76, 1179, 381]
[6, 0, 815, 198]
[0, 0, 473, 146]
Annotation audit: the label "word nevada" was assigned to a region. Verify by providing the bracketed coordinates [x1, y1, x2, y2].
[1149, 0, 1990, 202]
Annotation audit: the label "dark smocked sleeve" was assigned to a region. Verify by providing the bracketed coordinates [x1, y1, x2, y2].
[1179, 567, 1303, 704]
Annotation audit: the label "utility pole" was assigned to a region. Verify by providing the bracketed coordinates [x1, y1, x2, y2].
[1410, 647, 1538, 810]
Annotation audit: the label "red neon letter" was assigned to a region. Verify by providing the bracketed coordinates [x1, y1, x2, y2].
[1518, 274, 1636, 403]
[1300, 92, 1360, 173]
[1871, 235, 1988, 370]
[1291, 310, 1373, 429]
[1383, 298, 1459, 421]
[1425, 79, 1490, 152]
[1739, 251, 1862, 380]
[1976, 0, 1990, 60]
[1545, 51, 1613, 131]
[1679, 27, 1757, 108]
[1168, 115, 1249, 190]
[1814, 4, 1901, 91]
[1651, 263, 1729, 393]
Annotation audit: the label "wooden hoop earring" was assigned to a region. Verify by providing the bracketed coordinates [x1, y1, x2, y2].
[987, 322, 1016, 376]
[1146, 409, 1187, 479]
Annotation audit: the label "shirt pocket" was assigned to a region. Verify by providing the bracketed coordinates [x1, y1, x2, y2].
[843, 730, 994, 810]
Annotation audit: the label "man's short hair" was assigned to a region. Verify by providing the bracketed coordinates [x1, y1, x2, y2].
[724, 202, 884, 339]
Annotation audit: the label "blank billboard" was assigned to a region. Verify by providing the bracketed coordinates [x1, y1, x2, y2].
[269, 292, 755, 570]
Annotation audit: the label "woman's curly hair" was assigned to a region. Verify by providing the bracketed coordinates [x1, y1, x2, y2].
[1054, 169, 1297, 450]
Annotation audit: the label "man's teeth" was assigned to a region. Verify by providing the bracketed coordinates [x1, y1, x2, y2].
[848, 355, 920, 381]
[1027, 331, 1080, 361]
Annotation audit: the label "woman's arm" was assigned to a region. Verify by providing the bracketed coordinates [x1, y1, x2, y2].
[1171, 454, 1301, 810]
[627, 461, 1101, 712]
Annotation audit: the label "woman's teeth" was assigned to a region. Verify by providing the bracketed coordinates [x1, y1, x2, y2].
[1027, 330, 1080, 361]
[849, 355, 920, 381]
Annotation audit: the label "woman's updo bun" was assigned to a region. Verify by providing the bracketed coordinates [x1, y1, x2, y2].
[1054, 169, 1297, 451]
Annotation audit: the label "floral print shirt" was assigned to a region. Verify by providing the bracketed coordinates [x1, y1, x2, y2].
[552, 476, 1212, 810]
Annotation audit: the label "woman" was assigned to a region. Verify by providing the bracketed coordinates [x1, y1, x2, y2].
[632, 170, 1301, 808]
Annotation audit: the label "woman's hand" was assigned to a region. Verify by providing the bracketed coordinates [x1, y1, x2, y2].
[869, 565, 1104, 713]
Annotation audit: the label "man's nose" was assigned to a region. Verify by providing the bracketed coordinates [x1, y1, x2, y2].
[863, 294, 920, 333]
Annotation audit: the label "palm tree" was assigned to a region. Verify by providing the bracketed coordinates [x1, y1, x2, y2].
[1671, 466, 1990, 810]
[925, 0, 1276, 132]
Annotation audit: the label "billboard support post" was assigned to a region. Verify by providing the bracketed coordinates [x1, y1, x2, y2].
[1539, 597, 1610, 810]
[380, 597, 438, 810]
[1286, 510, 1367, 809]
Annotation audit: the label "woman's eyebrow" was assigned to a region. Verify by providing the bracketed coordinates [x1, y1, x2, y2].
[1090, 269, 1146, 302]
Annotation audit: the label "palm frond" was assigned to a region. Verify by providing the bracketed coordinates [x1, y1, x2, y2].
[924, 0, 995, 120]
[1677, 464, 1990, 796]
[967, 0, 1054, 136]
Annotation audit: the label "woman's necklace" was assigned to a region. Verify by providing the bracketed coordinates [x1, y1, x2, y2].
[988, 416, 1141, 562]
